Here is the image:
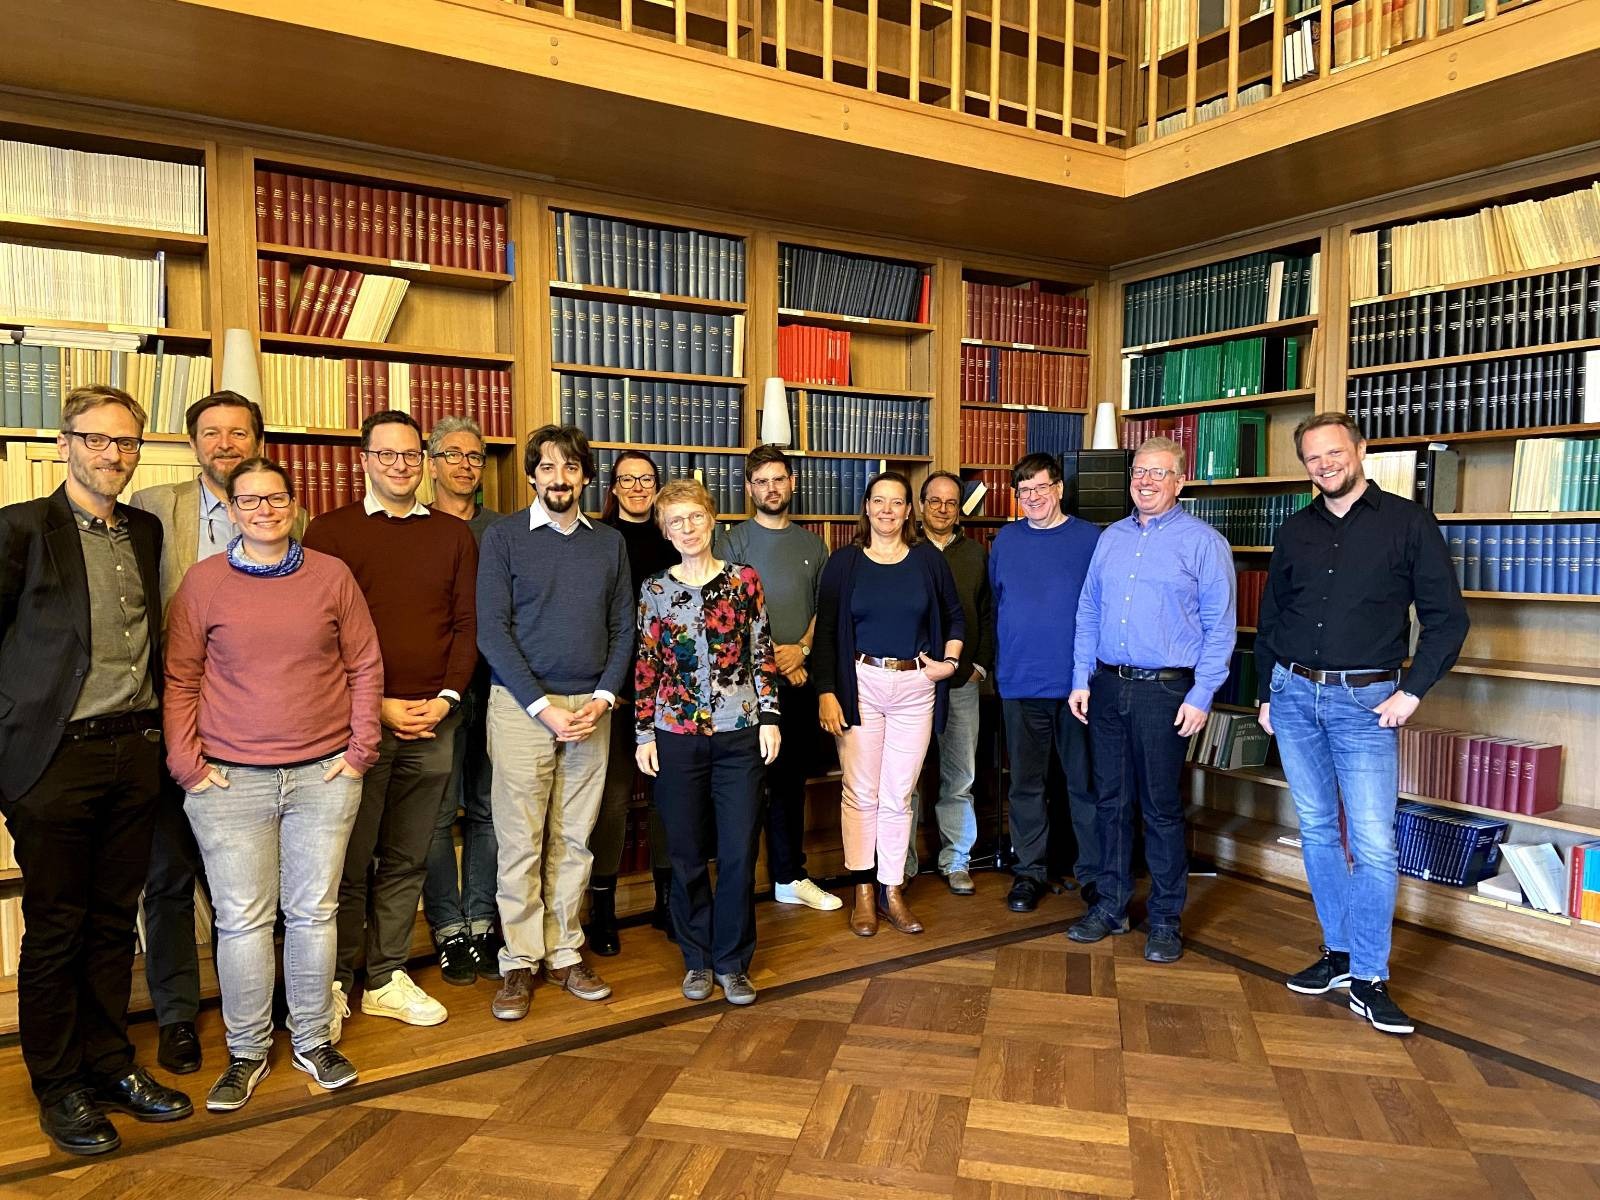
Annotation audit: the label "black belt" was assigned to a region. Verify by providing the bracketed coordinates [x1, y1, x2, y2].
[63, 710, 160, 740]
[1289, 663, 1400, 687]
[209, 750, 347, 772]
[1097, 661, 1194, 682]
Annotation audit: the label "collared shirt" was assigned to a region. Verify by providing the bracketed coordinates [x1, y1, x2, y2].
[523, 498, 611, 717]
[197, 483, 236, 560]
[67, 498, 156, 721]
[363, 492, 431, 520]
[1254, 481, 1468, 701]
[1072, 504, 1236, 710]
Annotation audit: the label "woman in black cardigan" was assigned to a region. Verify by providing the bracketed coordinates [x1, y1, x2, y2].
[813, 471, 965, 937]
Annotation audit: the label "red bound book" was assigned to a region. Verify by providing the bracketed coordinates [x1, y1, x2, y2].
[333, 444, 351, 508]
[463, 368, 479, 426]
[344, 361, 359, 429]
[1518, 744, 1562, 814]
[1452, 734, 1471, 805]
[327, 271, 362, 339]
[414, 192, 429, 264]
[492, 205, 507, 273]
[1505, 743, 1527, 811]
[267, 172, 288, 245]
[399, 191, 416, 262]
[309, 269, 349, 340]
[350, 445, 367, 504]
[328, 184, 346, 255]
[358, 187, 374, 258]
[311, 177, 332, 251]
[499, 370, 512, 438]
[468, 204, 485, 273]
[253, 170, 269, 240]
[271, 261, 291, 333]
[451, 201, 467, 271]
[287, 266, 323, 336]
[916, 272, 931, 324]
[256, 260, 271, 332]
[431, 365, 446, 430]
[309, 442, 327, 516]
[372, 188, 389, 259]
[285, 175, 305, 246]
[384, 189, 401, 259]
[410, 363, 423, 422]
[341, 185, 359, 257]
[373, 360, 390, 414]
[451, 367, 465, 424]
[426, 197, 442, 266]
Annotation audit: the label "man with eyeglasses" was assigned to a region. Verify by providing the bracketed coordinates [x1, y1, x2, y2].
[1068, 436, 1235, 964]
[304, 411, 479, 1034]
[476, 424, 633, 1018]
[905, 470, 995, 894]
[128, 390, 305, 1078]
[1, 385, 193, 1155]
[714, 445, 840, 913]
[988, 453, 1103, 916]
[419, 417, 504, 987]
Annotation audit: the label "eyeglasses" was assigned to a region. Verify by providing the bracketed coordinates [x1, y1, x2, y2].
[665, 511, 711, 533]
[65, 430, 142, 455]
[363, 449, 424, 467]
[433, 449, 486, 467]
[231, 492, 293, 511]
[748, 474, 790, 490]
[1129, 466, 1176, 481]
[924, 497, 959, 510]
[1015, 482, 1058, 500]
[616, 473, 657, 490]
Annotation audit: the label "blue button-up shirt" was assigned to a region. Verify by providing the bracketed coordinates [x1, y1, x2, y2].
[1072, 505, 1237, 710]
[197, 484, 236, 561]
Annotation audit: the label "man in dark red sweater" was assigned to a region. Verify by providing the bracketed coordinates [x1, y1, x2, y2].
[303, 411, 478, 1036]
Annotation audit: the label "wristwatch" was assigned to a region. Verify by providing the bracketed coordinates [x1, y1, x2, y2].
[801, 643, 811, 658]
[441, 694, 462, 716]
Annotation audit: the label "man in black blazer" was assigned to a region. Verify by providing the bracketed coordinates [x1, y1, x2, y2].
[0, 385, 192, 1156]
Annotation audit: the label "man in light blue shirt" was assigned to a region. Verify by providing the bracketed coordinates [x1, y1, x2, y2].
[1067, 436, 1235, 963]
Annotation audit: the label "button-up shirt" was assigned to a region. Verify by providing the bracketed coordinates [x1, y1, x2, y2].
[1072, 504, 1236, 710]
[197, 483, 236, 560]
[1254, 481, 1468, 702]
[363, 492, 430, 519]
[68, 499, 156, 721]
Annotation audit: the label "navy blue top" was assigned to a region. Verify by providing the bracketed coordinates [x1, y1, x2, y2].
[850, 555, 931, 659]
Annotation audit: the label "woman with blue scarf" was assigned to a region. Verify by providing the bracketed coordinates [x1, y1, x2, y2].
[164, 457, 383, 1113]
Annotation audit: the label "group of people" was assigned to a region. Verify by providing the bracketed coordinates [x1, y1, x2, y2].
[0, 382, 1466, 1159]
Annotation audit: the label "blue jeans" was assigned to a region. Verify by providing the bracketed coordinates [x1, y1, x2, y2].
[184, 759, 362, 1059]
[422, 685, 498, 941]
[907, 678, 981, 877]
[1088, 671, 1190, 930]
[1269, 663, 1399, 981]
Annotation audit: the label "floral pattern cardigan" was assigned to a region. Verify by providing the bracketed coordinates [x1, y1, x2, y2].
[635, 562, 781, 742]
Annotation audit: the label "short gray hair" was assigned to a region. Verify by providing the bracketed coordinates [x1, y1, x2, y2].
[428, 415, 485, 456]
[1135, 436, 1186, 476]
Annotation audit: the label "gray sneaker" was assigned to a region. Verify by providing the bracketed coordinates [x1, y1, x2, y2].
[293, 1042, 358, 1090]
[715, 971, 757, 1006]
[205, 1056, 269, 1112]
[946, 869, 976, 895]
[682, 969, 713, 1001]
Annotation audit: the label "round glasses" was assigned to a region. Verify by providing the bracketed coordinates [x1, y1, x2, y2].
[363, 449, 424, 467]
[665, 511, 711, 533]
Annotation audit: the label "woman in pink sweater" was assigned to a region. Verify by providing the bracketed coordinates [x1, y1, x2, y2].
[164, 457, 382, 1113]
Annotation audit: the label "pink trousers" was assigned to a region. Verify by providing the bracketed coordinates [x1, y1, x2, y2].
[836, 661, 936, 886]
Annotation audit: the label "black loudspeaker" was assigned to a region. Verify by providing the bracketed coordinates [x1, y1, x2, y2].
[1070, 450, 1133, 525]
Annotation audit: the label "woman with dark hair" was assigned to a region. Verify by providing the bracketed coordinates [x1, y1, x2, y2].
[814, 471, 965, 938]
[587, 449, 678, 952]
[164, 457, 383, 1112]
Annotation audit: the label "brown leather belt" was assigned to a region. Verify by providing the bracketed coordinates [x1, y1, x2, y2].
[855, 653, 921, 672]
[1289, 663, 1400, 687]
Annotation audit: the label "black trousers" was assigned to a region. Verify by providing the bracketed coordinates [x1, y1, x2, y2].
[141, 774, 207, 1025]
[1001, 697, 1099, 887]
[2, 730, 161, 1104]
[654, 727, 765, 975]
[762, 682, 818, 886]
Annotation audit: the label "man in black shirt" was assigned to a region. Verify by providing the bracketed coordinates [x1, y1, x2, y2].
[1256, 413, 1467, 1036]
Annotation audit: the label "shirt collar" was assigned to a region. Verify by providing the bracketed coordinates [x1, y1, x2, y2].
[363, 492, 431, 519]
[199, 483, 228, 518]
[1130, 504, 1183, 531]
[1312, 479, 1383, 519]
[528, 498, 591, 534]
[68, 496, 125, 532]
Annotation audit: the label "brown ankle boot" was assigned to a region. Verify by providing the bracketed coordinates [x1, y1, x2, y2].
[881, 885, 924, 934]
[849, 883, 878, 937]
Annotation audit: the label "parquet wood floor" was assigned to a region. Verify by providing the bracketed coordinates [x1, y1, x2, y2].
[2, 873, 1597, 1199]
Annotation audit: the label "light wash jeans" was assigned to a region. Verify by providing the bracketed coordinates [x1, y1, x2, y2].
[1268, 662, 1400, 981]
[184, 758, 362, 1059]
[906, 678, 982, 878]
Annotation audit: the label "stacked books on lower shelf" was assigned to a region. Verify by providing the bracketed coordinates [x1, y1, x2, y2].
[961, 409, 1084, 465]
[1188, 711, 1271, 770]
[1346, 349, 1600, 438]
[806, 393, 928, 456]
[1396, 803, 1507, 887]
[1481, 841, 1600, 922]
[558, 375, 743, 446]
[1442, 521, 1600, 595]
[260, 263, 408, 340]
[777, 326, 851, 386]
[960, 345, 1089, 408]
[1122, 410, 1268, 480]
[261, 355, 512, 435]
[962, 281, 1087, 348]
[269, 442, 364, 519]
[0, 242, 167, 327]
[792, 457, 881, 516]
[2, 329, 211, 431]
[1397, 726, 1562, 816]
[1181, 493, 1311, 546]
[581, 447, 746, 515]
[1123, 336, 1304, 409]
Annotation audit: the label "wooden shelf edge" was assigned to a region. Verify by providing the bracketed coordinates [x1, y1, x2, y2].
[1122, 388, 1317, 418]
[1348, 336, 1600, 376]
[1364, 424, 1600, 448]
[1460, 590, 1600, 602]
[1449, 657, 1600, 687]
[960, 337, 1090, 356]
[550, 279, 746, 311]
[1122, 315, 1319, 357]
[589, 440, 749, 454]
[0, 316, 210, 340]
[258, 242, 511, 289]
[1183, 474, 1309, 490]
[1349, 253, 1600, 307]
[260, 333, 512, 363]
[787, 382, 935, 399]
[1435, 511, 1600, 522]
[0, 213, 208, 254]
[778, 308, 933, 334]
[795, 450, 933, 461]
[551, 363, 748, 384]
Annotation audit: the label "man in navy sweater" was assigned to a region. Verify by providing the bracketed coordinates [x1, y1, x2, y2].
[476, 425, 633, 1020]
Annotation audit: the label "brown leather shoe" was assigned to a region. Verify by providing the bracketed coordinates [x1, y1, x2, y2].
[491, 967, 532, 1020]
[880, 885, 924, 934]
[849, 883, 878, 937]
[545, 960, 612, 1001]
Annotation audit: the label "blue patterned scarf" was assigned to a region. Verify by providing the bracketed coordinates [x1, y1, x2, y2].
[226, 535, 304, 577]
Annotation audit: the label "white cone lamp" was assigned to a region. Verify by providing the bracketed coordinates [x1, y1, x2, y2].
[219, 328, 263, 404]
[759, 376, 792, 446]
[1090, 400, 1119, 450]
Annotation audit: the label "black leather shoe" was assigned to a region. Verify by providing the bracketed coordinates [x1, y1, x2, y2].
[158, 1021, 202, 1075]
[92, 1065, 193, 1123]
[1006, 876, 1043, 913]
[584, 885, 621, 957]
[39, 1090, 120, 1156]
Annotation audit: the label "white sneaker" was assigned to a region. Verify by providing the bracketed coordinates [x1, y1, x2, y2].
[774, 879, 843, 911]
[329, 981, 350, 1046]
[360, 969, 448, 1026]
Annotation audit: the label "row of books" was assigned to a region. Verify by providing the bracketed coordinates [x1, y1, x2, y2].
[791, 456, 889, 516]
[1328, 0, 1423, 71]
[267, 440, 367, 519]
[1348, 269, 1600, 367]
[797, 518, 856, 553]
[777, 325, 852, 387]
[1, 139, 205, 234]
[1398, 726, 1562, 817]
[804, 392, 930, 457]
[260, 355, 515, 436]
[1180, 493, 1311, 546]
[1123, 336, 1304, 409]
[1188, 711, 1271, 770]
[551, 298, 745, 378]
[1122, 249, 1320, 348]
[552, 210, 746, 302]
[1487, 841, 1597, 921]
[1362, 447, 1461, 514]
[778, 245, 930, 322]
[961, 281, 1088, 349]
[1396, 803, 1507, 888]
[1117, 410, 1267, 482]
[1344, 351, 1600, 439]
[1133, 82, 1272, 146]
[1214, 650, 1262, 710]
[252, 169, 509, 273]
[264, 263, 409, 342]
[0, 242, 166, 328]
[1350, 180, 1600, 300]
[557, 375, 744, 448]
[1443, 522, 1600, 595]
[1236, 569, 1268, 628]
[1281, 16, 1320, 86]
[1562, 842, 1600, 923]
[581, 447, 747, 515]
[960, 345, 1090, 409]
[960, 468, 1020, 519]
[1509, 438, 1600, 513]
[0, 338, 210, 434]
[959, 408, 1085, 466]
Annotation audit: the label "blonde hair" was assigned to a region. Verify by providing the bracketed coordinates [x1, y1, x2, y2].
[654, 477, 717, 532]
[1134, 435, 1186, 476]
[62, 384, 147, 432]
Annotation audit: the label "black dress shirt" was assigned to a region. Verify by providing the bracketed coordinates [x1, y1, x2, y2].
[1255, 482, 1468, 702]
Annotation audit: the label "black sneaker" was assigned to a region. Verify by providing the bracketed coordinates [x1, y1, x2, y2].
[1285, 946, 1353, 995]
[1349, 979, 1415, 1035]
[1066, 910, 1131, 943]
[293, 1042, 359, 1090]
[1143, 927, 1183, 963]
[206, 1056, 270, 1112]
[470, 932, 502, 981]
[437, 934, 478, 987]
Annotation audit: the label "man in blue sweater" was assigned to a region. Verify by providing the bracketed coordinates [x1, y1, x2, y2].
[988, 453, 1103, 913]
[476, 426, 633, 1020]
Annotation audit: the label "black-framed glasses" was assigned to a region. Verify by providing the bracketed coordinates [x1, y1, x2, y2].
[363, 448, 424, 467]
[616, 473, 657, 490]
[231, 492, 293, 511]
[1015, 482, 1058, 500]
[65, 430, 142, 455]
[1129, 466, 1176, 481]
[433, 449, 486, 467]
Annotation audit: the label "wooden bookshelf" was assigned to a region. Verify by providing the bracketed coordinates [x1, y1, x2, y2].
[257, 242, 512, 291]
[0, 316, 211, 341]
[550, 363, 748, 384]
[1448, 658, 1600, 687]
[550, 280, 746, 313]
[1365, 423, 1600, 448]
[1121, 386, 1315, 419]
[1182, 473, 1308, 489]
[0, 214, 208, 255]
[1459, 591, 1600, 603]
[262, 332, 513, 363]
[960, 338, 1090, 356]
[1346, 337, 1600, 377]
[777, 308, 934, 336]
[1122, 315, 1319, 357]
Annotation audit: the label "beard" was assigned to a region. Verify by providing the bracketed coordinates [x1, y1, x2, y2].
[1312, 467, 1361, 500]
[542, 487, 576, 513]
[69, 454, 133, 499]
[201, 454, 243, 491]
[755, 492, 790, 515]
